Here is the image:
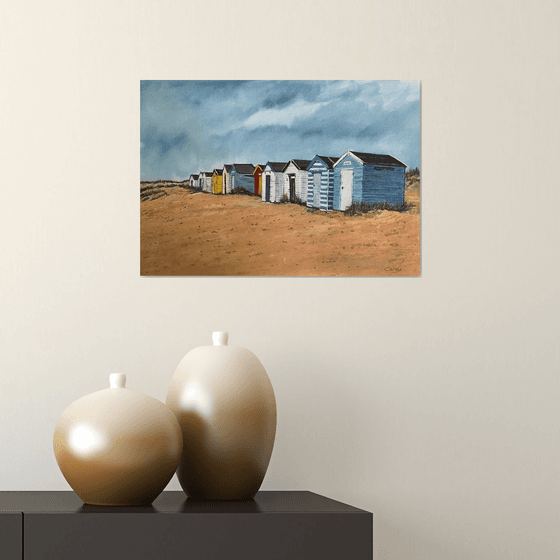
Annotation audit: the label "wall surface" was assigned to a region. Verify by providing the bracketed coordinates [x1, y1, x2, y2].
[1, 0, 559, 559]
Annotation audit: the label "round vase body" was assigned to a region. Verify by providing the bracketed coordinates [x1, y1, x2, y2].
[166, 332, 277, 500]
[53, 374, 183, 506]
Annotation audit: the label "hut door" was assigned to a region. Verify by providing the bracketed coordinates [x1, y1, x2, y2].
[289, 175, 296, 202]
[340, 169, 353, 210]
[265, 174, 271, 202]
[313, 173, 321, 208]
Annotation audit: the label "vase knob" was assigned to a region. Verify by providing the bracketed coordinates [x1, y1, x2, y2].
[109, 373, 126, 388]
[212, 332, 229, 346]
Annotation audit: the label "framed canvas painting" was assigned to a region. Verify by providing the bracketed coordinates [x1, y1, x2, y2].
[140, 80, 420, 276]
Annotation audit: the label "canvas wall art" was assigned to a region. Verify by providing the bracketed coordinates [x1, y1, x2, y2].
[140, 80, 420, 276]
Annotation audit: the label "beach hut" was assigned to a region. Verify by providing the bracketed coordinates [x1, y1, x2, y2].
[262, 162, 288, 203]
[306, 156, 338, 211]
[223, 164, 233, 194]
[283, 159, 311, 203]
[199, 171, 212, 193]
[211, 169, 224, 194]
[253, 164, 265, 196]
[230, 164, 255, 193]
[189, 174, 199, 188]
[333, 151, 407, 211]
[205, 172, 213, 193]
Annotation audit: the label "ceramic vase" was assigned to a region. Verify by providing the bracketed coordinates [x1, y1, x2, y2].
[53, 373, 183, 506]
[166, 332, 277, 500]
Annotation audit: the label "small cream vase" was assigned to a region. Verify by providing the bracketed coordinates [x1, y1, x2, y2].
[166, 332, 277, 500]
[53, 373, 183, 506]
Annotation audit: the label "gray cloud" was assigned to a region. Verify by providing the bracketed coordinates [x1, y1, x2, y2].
[141, 80, 420, 180]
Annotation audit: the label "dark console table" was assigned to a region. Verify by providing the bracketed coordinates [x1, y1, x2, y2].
[1, 491, 372, 559]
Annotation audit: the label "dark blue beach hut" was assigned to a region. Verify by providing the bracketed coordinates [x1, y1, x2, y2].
[306, 155, 339, 211]
[333, 151, 407, 211]
[230, 164, 255, 193]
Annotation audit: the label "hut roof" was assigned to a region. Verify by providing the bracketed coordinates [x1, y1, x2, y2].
[191, 174, 199, 179]
[232, 163, 255, 174]
[287, 159, 312, 171]
[224, 164, 233, 172]
[315, 156, 339, 169]
[266, 162, 288, 172]
[347, 151, 406, 167]
[213, 169, 223, 175]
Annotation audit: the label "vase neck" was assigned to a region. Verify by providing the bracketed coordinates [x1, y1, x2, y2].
[212, 332, 229, 346]
[109, 373, 126, 388]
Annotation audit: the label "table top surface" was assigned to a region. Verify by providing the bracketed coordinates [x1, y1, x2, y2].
[0, 491, 370, 515]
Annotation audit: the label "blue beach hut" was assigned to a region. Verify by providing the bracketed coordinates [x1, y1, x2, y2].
[306, 156, 339, 211]
[230, 164, 255, 193]
[333, 151, 407, 211]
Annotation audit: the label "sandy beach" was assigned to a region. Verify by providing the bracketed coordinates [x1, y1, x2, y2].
[141, 180, 420, 276]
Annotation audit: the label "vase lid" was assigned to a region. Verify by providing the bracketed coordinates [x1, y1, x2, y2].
[212, 332, 229, 346]
[109, 373, 126, 388]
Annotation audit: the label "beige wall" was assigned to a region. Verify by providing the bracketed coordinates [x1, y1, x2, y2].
[1, 1, 559, 558]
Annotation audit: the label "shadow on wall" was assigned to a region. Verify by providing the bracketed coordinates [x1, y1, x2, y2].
[375, 518, 472, 560]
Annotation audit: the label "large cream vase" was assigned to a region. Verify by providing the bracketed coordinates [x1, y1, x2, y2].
[166, 332, 277, 500]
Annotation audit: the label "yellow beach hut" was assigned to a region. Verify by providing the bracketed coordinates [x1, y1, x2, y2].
[211, 169, 224, 194]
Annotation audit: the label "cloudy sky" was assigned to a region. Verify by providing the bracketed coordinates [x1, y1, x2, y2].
[141, 80, 420, 181]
